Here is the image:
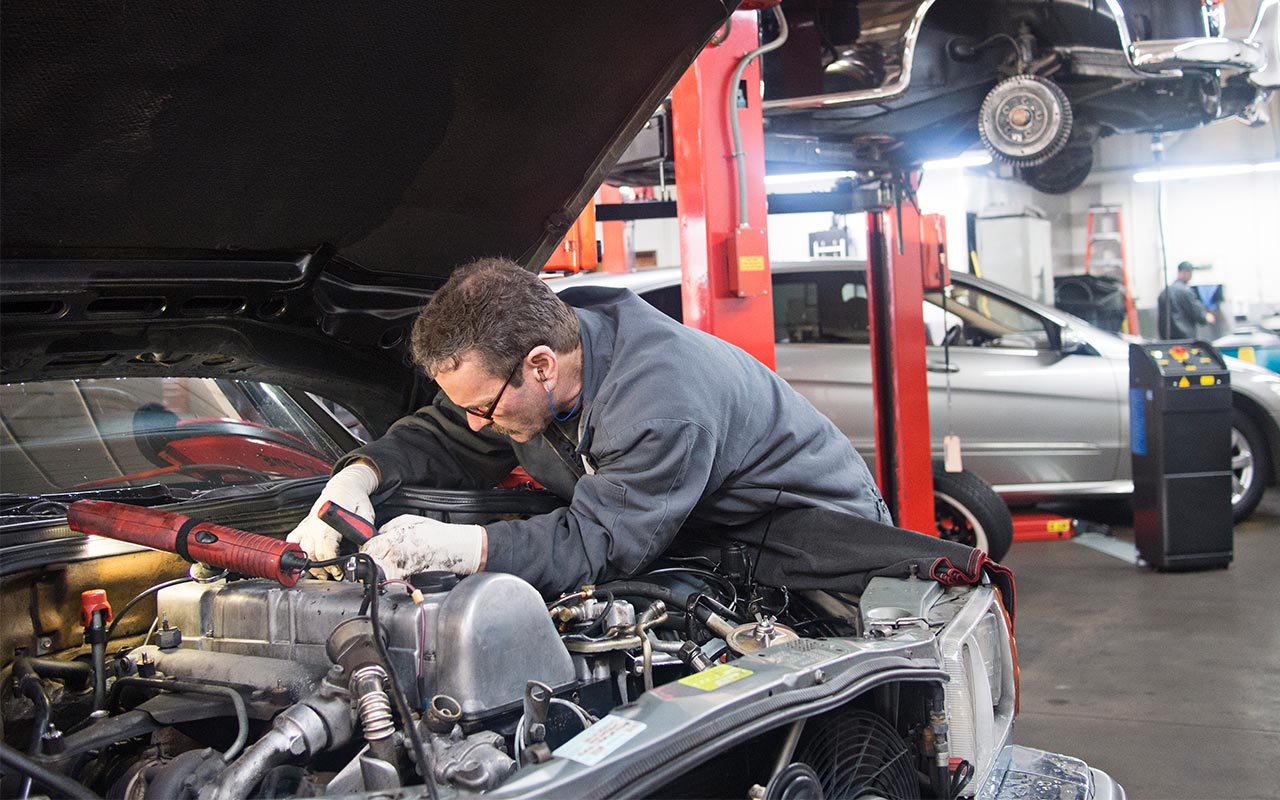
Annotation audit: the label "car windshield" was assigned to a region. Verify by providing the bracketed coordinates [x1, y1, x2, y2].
[1, 377, 342, 503]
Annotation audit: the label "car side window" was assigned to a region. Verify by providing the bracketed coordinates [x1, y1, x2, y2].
[641, 284, 683, 324]
[924, 285, 1052, 349]
[773, 273, 869, 344]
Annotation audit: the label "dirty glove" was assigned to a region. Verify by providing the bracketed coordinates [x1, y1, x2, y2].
[287, 462, 379, 580]
[360, 515, 485, 581]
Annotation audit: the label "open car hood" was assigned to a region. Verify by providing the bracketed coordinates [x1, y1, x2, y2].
[1, 2, 732, 432]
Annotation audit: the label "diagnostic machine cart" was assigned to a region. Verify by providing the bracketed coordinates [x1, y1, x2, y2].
[1129, 342, 1233, 570]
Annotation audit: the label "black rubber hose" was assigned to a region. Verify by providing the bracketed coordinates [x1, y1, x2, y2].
[18, 657, 92, 692]
[597, 580, 744, 630]
[15, 666, 51, 800]
[0, 741, 102, 800]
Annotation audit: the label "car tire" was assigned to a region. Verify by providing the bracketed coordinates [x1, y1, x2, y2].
[1231, 409, 1269, 523]
[933, 464, 1014, 560]
[1019, 145, 1094, 195]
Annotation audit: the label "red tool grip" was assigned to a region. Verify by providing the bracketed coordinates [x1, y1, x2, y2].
[318, 500, 375, 545]
[67, 500, 307, 587]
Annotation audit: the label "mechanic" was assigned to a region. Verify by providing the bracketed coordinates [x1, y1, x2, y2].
[1157, 261, 1215, 339]
[289, 257, 890, 595]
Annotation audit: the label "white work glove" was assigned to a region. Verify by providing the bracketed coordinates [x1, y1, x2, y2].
[287, 463, 379, 580]
[360, 515, 485, 581]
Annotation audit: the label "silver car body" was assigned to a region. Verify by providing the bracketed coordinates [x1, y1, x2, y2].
[547, 262, 1280, 507]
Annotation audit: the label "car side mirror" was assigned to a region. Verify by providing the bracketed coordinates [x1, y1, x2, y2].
[1060, 326, 1088, 354]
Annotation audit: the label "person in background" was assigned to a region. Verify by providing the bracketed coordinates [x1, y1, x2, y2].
[1157, 261, 1215, 339]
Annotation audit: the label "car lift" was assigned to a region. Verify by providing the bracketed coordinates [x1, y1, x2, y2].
[594, 7, 1071, 542]
[666, 6, 936, 532]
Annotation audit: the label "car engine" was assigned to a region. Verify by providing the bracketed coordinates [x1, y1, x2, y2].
[1, 548, 844, 799]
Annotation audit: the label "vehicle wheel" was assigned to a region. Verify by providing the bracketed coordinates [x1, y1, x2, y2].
[1231, 409, 1269, 523]
[1019, 145, 1093, 195]
[979, 75, 1072, 167]
[933, 464, 1013, 560]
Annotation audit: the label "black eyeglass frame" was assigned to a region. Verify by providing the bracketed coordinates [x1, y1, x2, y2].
[463, 360, 522, 420]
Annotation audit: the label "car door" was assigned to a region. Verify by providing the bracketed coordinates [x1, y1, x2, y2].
[925, 280, 1124, 491]
[770, 269, 1124, 492]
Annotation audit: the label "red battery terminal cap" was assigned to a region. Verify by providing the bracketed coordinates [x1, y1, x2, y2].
[80, 589, 113, 627]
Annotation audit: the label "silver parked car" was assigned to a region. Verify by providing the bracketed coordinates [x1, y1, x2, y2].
[547, 262, 1280, 523]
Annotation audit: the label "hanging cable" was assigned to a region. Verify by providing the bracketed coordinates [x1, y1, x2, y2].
[729, 6, 789, 228]
[1153, 133, 1172, 338]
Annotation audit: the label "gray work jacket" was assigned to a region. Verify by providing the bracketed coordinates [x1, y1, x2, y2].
[339, 286, 889, 595]
[1157, 279, 1209, 339]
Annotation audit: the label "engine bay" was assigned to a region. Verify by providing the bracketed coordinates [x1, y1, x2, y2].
[0, 488, 1022, 800]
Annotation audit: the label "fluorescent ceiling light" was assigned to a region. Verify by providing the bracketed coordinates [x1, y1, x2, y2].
[921, 152, 993, 171]
[763, 170, 859, 186]
[764, 154, 993, 185]
[1133, 161, 1280, 183]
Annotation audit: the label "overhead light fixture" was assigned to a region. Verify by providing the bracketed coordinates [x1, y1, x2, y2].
[921, 152, 993, 171]
[763, 170, 859, 186]
[764, 154, 993, 185]
[1132, 160, 1280, 183]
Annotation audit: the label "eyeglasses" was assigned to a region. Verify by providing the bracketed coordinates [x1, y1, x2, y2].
[462, 360, 521, 420]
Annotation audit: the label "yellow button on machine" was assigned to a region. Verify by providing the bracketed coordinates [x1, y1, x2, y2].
[1201, 376, 1215, 386]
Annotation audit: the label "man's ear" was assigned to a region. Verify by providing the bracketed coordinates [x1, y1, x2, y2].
[528, 345, 558, 383]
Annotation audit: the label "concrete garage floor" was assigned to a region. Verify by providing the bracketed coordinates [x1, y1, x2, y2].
[1003, 489, 1280, 799]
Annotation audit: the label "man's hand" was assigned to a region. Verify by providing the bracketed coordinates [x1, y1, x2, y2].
[287, 462, 379, 579]
[360, 515, 486, 581]
[1206, 311, 1216, 325]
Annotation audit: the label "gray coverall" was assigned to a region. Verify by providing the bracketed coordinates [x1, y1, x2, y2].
[337, 286, 889, 595]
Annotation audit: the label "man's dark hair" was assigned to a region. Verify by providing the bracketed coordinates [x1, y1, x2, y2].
[1176, 261, 1194, 274]
[411, 257, 580, 381]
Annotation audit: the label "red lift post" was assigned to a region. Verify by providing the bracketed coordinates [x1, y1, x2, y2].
[669, 8, 940, 533]
[670, 9, 776, 368]
[866, 203, 940, 534]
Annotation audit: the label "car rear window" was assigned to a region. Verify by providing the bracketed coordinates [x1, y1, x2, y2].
[1, 377, 342, 496]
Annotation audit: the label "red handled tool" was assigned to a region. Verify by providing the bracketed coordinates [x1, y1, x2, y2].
[318, 500, 375, 546]
[67, 500, 310, 587]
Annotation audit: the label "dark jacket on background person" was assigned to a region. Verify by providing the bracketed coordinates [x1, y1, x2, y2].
[337, 286, 890, 595]
[1157, 279, 1210, 339]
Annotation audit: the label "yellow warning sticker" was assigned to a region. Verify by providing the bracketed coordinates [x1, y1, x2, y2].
[1178, 377, 1190, 388]
[1047, 519, 1072, 533]
[678, 664, 753, 691]
[1200, 376, 1215, 386]
[738, 255, 766, 272]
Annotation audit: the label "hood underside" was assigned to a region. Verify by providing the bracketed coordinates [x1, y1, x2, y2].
[2, 2, 730, 276]
[1, 2, 732, 430]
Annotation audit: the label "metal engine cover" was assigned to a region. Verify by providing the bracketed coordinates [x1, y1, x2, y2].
[158, 572, 574, 722]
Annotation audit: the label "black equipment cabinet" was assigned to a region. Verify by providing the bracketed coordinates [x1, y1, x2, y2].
[1129, 342, 1233, 570]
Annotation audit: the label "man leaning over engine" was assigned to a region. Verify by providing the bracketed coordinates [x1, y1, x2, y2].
[288, 257, 890, 596]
